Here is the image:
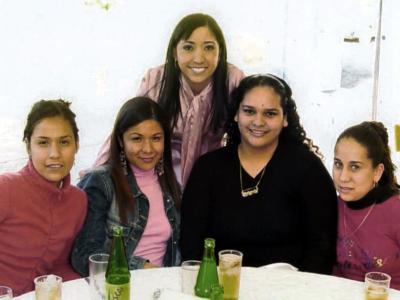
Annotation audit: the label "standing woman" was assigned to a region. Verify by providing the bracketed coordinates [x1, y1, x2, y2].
[180, 74, 337, 274]
[0, 100, 87, 295]
[333, 121, 400, 288]
[94, 13, 244, 186]
[72, 97, 181, 276]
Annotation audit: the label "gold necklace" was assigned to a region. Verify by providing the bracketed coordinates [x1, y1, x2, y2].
[343, 202, 376, 237]
[239, 165, 266, 197]
[342, 201, 376, 257]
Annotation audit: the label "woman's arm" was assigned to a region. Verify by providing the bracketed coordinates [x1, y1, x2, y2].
[71, 171, 112, 276]
[299, 157, 338, 274]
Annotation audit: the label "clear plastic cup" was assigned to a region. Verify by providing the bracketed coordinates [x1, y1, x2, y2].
[34, 274, 62, 300]
[181, 260, 201, 295]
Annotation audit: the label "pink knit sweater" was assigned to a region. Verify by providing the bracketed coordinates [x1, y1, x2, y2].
[0, 161, 87, 295]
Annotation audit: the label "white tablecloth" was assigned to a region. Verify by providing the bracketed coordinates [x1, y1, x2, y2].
[15, 267, 400, 300]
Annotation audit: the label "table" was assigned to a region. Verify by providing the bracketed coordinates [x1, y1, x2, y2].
[15, 266, 400, 300]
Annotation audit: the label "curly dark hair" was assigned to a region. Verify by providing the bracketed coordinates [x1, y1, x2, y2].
[336, 121, 400, 194]
[226, 74, 322, 157]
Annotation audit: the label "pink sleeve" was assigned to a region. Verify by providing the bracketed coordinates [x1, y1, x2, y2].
[92, 135, 111, 167]
[227, 64, 245, 93]
[0, 175, 11, 223]
[135, 66, 163, 101]
[136, 69, 152, 97]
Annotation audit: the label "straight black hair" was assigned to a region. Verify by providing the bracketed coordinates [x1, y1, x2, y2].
[108, 97, 181, 223]
[159, 13, 229, 133]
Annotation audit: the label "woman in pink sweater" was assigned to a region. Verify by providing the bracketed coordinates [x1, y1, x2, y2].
[333, 121, 400, 289]
[92, 13, 244, 186]
[0, 100, 87, 296]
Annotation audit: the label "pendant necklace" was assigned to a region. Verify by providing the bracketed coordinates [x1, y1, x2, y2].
[342, 201, 376, 257]
[239, 164, 266, 198]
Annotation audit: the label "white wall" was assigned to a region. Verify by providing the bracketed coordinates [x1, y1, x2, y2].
[0, 0, 398, 182]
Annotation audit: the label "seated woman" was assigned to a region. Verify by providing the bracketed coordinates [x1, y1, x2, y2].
[0, 100, 87, 295]
[71, 97, 181, 276]
[180, 74, 337, 274]
[332, 121, 400, 289]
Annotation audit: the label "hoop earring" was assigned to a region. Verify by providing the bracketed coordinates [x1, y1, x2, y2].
[120, 150, 128, 175]
[155, 157, 164, 176]
[373, 181, 378, 188]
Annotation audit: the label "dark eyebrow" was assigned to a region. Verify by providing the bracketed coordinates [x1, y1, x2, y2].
[34, 135, 72, 139]
[183, 40, 216, 44]
[241, 105, 254, 109]
[241, 105, 280, 111]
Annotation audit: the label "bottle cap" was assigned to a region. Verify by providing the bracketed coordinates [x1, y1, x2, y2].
[204, 238, 215, 248]
[112, 225, 123, 236]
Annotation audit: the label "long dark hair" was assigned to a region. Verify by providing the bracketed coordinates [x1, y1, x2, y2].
[336, 121, 400, 194]
[226, 74, 322, 157]
[108, 97, 181, 223]
[159, 13, 229, 132]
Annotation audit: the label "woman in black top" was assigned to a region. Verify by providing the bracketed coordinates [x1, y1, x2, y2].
[180, 74, 337, 274]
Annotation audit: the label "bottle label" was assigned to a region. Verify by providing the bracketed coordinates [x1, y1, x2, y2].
[105, 282, 130, 300]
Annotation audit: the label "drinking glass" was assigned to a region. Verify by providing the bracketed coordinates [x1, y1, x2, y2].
[181, 260, 201, 295]
[365, 272, 391, 300]
[89, 253, 109, 300]
[0, 286, 13, 300]
[218, 250, 243, 300]
[34, 274, 62, 300]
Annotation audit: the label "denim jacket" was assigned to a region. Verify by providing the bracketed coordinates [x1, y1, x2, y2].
[71, 165, 180, 276]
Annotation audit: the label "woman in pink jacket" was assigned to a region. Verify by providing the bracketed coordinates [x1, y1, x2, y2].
[0, 100, 87, 295]
[94, 13, 244, 186]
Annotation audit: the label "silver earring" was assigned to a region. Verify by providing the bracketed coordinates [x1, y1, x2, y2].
[155, 157, 164, 176]
[120, 150, 128, 175]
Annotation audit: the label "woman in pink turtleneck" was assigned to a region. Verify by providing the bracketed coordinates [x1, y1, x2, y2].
[72, 97, 181, 276]
[332, 121, 400, 289]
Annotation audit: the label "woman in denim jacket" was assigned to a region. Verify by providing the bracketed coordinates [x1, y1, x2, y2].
[72, 97, 181, 276]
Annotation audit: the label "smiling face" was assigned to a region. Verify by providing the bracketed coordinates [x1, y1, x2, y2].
[28, 116, 78, 187]
[333, 137, 384, 201]
[235, 86, 288, 152]
[122, 119, 164, 171]
[174, 26, 220, 94]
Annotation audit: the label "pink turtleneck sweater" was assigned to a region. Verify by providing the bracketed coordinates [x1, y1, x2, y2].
[130, 165, 171, 266]
[0, 161, 87, 295]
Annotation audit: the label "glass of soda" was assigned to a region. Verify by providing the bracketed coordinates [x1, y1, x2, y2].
[34, 274, 62, 300]
[218, 250, 243, 300]
[365, 272, 391, 300]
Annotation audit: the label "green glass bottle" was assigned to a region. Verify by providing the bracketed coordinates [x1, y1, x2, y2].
[105, 225, 131, 300]
[195, 238, 219, 298]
